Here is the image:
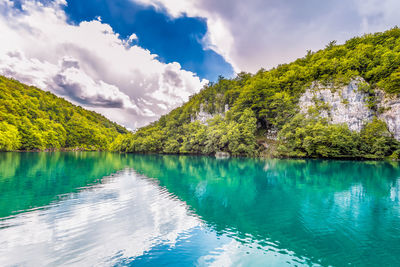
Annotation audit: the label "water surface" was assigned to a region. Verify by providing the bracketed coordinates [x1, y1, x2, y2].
[0, 152, 399, 266]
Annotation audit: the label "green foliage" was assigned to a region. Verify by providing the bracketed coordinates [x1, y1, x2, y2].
[359, 117, 398, 157]
[0, 76, 127, 151]
[379, 69, 400, 94]
[277, 114, 357, 158]
[0, 121, 21, 151]
[117, 28, 400, 158]
[277, 115, 399, 159]
[112, 109, 258, 156]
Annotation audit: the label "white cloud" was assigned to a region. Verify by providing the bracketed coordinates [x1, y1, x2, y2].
[135, 0, 400, 73]
[0, 0, 207, 129]
[134, 0, 238, 70]
[54, 57, 140, 110]
[354, 0, 400, 32]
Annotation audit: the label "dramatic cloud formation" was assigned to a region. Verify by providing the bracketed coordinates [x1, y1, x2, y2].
[2, 0, 400, 129]
[135, 0, 400, 73]
[0, 0, 207, 129]
[64, 0, 235, 81]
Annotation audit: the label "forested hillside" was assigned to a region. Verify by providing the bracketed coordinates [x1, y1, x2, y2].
[0, 76, 127, 151]
[112, 28, 400, 159]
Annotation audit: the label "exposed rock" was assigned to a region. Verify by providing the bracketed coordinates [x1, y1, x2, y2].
[191, 104, 229, 125]
[299, 78, 400, 140]
[376, 90, 400, 140]
[191, 106, 214, 124]
[299, 78, 374, 132]
[265, 128, 278, 140]
[215, 151, 230, 158]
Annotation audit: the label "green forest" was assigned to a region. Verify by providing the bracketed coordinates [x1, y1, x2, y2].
[0, 76, 126, 151]
[111, 28, 400, 159]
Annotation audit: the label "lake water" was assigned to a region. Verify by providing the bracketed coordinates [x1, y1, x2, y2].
[0, 152, 400, 266]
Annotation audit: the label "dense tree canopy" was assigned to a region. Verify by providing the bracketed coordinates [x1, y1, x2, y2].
[277, 115, 399, 159]
[0, 76, 127, 151]
[112, 28, 400, 158]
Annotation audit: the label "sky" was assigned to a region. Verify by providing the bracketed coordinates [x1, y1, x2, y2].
[1, 0, 400, 129]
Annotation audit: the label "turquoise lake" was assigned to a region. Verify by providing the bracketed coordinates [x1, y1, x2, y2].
[0, 152, 400, 266]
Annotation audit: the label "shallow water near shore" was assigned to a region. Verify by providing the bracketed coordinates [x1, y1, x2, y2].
[0, 152, 400, 266]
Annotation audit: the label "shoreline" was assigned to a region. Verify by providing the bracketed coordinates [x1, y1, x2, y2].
[1, 150, 398, 162]
[6, 148, 104, 152]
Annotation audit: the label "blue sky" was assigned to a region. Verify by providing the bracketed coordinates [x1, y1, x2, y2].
[64, 0, 234, 81]
[1, 0, 400, 129]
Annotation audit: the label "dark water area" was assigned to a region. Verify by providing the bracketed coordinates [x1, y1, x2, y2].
[0, 152, 399, 266]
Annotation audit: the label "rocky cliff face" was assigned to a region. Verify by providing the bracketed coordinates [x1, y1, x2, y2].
[191, 104, 229, 125]
[189, 78, 400, 141]
[299, 78, 373, 132]
[298, 78, 400, 140]
[376, 90, 400, 140]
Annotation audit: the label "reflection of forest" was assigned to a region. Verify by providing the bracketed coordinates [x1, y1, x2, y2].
[0, 152, 131, 217]
[129, 154, 400, 266]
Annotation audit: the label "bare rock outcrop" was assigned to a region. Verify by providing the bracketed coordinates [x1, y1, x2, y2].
[299, 78, 400, 140]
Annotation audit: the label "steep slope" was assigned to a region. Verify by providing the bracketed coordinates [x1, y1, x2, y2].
[112, 28, 400, 159]
[0, 76, 127, 151]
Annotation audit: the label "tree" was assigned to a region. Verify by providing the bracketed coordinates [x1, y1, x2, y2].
[0, 122, 21, 151]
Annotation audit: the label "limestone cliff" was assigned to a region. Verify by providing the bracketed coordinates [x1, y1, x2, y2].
[190, 103, 229, 125]
[298, 78, 400, 140]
